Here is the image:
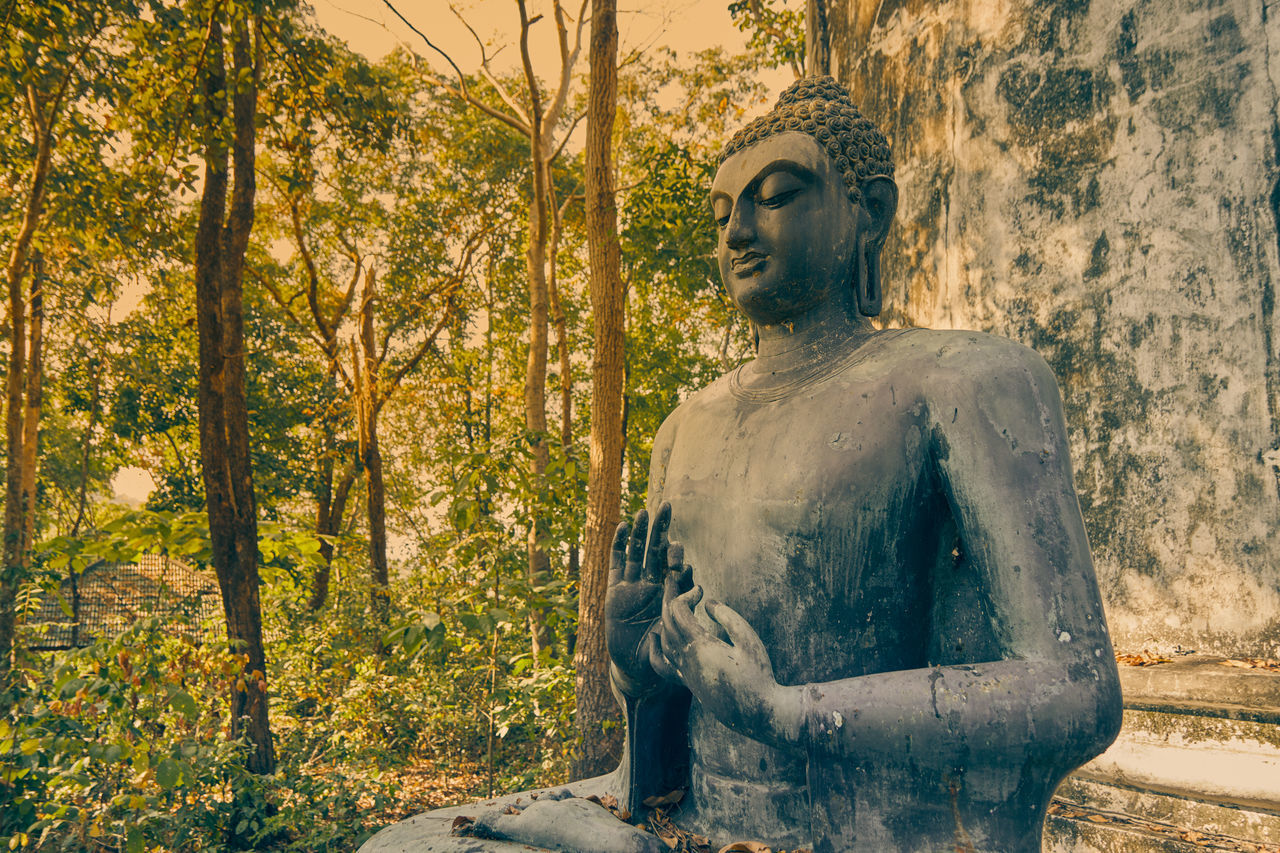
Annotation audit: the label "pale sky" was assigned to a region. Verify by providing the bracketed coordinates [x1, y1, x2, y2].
[308, 0, 760, 72]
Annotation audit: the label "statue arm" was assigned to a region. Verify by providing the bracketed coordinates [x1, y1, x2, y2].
[666, 339, 1122, 773]
[790, 340, 1122, 769]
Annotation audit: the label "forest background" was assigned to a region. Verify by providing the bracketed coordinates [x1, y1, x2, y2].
[0, 0, 807, 849]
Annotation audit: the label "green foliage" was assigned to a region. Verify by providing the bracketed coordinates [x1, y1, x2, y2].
[614, 48, 764, 505]
[728, 0, 806, 74]
[34, 509, 325, 583]
[4, 0, 781, 842]
[1, 616, 401, 852]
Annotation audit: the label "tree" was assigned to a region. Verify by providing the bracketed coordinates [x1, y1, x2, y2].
[388, 0, 589, 662]
[574, 0, 625, 777]
[730, 0, 804, 78]
[0, 0, 137, 677]
[254, 47, 486, 614]
[191, 3, 274, 774]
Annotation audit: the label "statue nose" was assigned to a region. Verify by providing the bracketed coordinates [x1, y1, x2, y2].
[725, 200, 756, 248]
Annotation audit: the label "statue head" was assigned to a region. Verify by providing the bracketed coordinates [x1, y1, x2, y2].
[712, 77, 897, 320]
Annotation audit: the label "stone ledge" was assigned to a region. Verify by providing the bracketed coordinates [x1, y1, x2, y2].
[1119, 657, 1280, 720]
[1077, 708, 1280, 811]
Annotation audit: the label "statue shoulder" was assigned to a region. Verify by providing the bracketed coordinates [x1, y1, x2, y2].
[884, 328, 1059, 391]
[887, 328, 1065, 432]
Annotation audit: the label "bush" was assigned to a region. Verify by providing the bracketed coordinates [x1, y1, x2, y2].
[0, 615, 400, 852]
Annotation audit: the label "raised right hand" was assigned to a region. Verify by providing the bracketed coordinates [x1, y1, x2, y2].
[605, 502, 684, 698]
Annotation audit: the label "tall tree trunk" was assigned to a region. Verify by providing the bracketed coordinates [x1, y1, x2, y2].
[308, 451, 355, 612]
[805, 0, 880, 80]
[574, 0, 625, 777]
[193, 11, 274, 775]
[1, 239, 28, 682]
[357, 269, 390, 631]
[20, 255, 43, 556]
[310, 444, 335, 610]
[0, 83, 54, 678]
[548, 185, 580, 602]
[806, 0, 831, 76]
[548, 189, 573, 453]
[524, 152, 553, 663]
[307, 354, 356, 613]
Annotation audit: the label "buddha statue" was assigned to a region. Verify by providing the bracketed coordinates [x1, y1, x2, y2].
[360, 76, 1122, 853]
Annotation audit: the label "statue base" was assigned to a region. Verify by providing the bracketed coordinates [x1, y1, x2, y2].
[357, 774, 670, 853]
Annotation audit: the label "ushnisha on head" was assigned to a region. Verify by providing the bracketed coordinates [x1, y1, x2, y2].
[712, 76, 898, 320]
[719, 76, 895, 207]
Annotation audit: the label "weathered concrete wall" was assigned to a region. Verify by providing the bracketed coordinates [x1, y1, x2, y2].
[832, 0, 1280, 657]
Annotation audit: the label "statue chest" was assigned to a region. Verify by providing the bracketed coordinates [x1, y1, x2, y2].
[656, 377, 947, 683]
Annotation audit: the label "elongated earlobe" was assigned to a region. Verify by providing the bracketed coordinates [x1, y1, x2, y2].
[855, 233, 882, 317]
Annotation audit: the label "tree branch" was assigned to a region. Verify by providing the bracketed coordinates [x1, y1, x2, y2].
[287, 196, 336, 341]
[384, 0, 532, 138]
[540, 0, 590, 140]
[449, 5, 530, 127]
[516, 0, 544, 142]
[373, 305, 455, 416]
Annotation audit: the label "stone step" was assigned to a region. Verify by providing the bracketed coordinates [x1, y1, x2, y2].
[1044, 800, 1273, 852]
[1046, 657, 1280, 851]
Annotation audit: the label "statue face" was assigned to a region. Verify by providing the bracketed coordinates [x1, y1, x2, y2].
[711, 131, 859, 325]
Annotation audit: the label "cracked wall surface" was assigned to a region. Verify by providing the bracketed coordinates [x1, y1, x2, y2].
[834, 0, 1280, 656]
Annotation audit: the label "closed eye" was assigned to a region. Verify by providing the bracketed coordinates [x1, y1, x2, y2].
[758, 188, 801, 209]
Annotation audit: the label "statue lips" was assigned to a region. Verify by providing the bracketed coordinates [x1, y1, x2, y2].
[731, 250, 768, 275]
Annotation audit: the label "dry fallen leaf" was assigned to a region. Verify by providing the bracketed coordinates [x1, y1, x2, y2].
[647, 806, 712, 853]
[643, 789, 686, 807]
[1115, 650, 1170, 666]
[719, 843, 772, 853]
[450, 815, 474, 833]
[1221, 658, 1280, 671]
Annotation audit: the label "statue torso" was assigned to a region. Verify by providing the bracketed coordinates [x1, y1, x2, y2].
[649, 328, 1004, 847]
[655, 328, 951, 684]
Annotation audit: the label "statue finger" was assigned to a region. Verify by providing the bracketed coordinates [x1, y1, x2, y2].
[668, 584, 705, 639]
[625, 509, 648, 582]
[644, 501, 672, 584]
[661, 573, 688, 643]
[659, 601, 691, 670]
[678, 564, 693, 594]
[662, 568, 685, 611]
[608, 521, 629, 586]
[707, 601, 763, 654]
[667, 542, 684, 573]
[645, 630, 677, 683]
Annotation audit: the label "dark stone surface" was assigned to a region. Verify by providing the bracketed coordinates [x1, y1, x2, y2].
[361, 79, 1122, 853]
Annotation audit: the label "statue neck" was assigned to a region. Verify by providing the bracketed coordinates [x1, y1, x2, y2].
[748, 300, 876, 379]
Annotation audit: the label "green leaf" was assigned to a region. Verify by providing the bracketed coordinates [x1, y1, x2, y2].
[155, 757, 180, 790]
[170, 689, 198, 720]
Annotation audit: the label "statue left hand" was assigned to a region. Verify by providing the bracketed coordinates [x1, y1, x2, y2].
[660, 571, 794, 746]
